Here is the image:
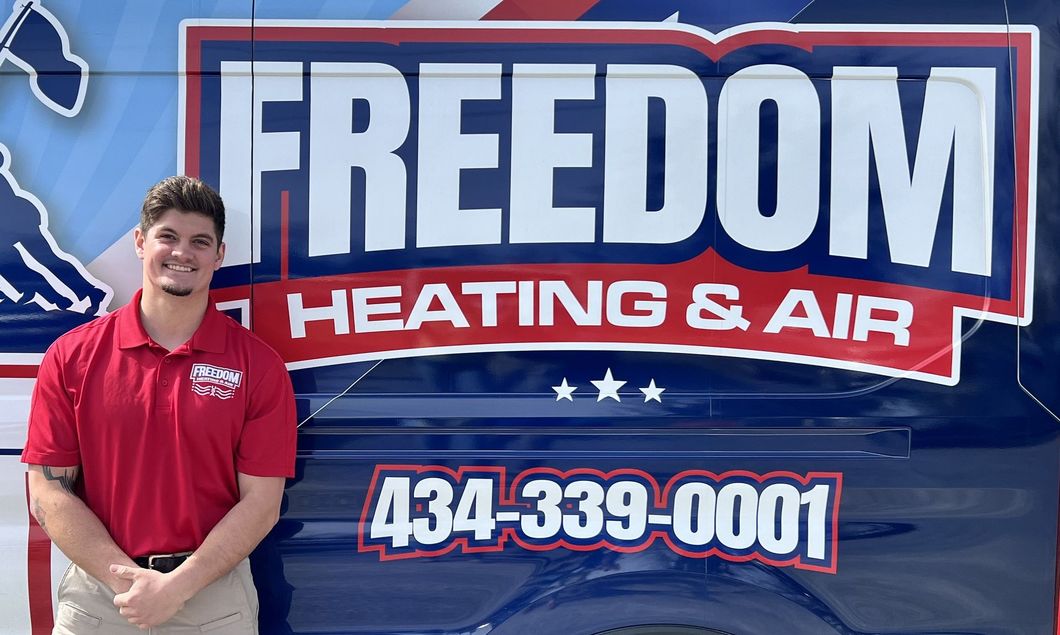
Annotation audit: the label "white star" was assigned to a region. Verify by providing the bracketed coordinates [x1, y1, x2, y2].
[639, 379, 665, 403]
[591, 368, 626, 402]
[552, 378, 577, 402]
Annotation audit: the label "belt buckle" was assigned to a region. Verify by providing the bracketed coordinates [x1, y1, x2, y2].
[146, 553, 172, 570]
[146, 552, 190, 571]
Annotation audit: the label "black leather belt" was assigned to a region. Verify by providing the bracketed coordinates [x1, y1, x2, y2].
[133, 552, 192, 574]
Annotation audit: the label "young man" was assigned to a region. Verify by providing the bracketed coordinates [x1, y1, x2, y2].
[22, 176, 297, 633]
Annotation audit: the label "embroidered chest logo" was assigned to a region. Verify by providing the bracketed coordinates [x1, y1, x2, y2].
[189, 363, 243, 400]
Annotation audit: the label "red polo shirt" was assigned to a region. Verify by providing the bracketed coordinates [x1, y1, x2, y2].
[22, 290, 297, 558]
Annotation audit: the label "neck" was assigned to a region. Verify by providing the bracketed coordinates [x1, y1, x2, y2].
[138, 286, 209, 351]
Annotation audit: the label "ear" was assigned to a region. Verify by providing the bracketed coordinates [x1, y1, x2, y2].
[214, 241, 225, 270]
[133, 227, 145, 260]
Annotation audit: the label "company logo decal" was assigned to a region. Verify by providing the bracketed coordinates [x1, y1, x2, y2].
[183, 21, 1039, 385]
[189, 363, 243, 400]
[359, 465, 843, 573]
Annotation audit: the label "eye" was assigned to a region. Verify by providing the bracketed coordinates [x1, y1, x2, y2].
[194, 238, 212, 247]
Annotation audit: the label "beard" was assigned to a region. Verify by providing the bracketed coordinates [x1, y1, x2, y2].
[161, 283, 193, 297]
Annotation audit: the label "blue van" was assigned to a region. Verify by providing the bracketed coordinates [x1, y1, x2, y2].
[0, 1, 1056, 633]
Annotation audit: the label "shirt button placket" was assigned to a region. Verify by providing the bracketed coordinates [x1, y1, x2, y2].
[157, 355, 174, 411]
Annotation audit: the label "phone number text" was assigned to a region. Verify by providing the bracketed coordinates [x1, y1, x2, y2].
[358, 466, 842, 573]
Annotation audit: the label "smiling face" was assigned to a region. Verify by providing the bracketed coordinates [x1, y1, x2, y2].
[134, 208, 225, 300]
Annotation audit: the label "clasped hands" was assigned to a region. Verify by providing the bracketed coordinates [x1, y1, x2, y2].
[110, 564, 189, 629]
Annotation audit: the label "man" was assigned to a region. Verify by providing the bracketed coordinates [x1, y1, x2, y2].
[22, 176, 297, 633]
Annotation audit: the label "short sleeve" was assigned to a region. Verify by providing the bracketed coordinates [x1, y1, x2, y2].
[236, 349, 296, 477]
[21, 341, 81, 466]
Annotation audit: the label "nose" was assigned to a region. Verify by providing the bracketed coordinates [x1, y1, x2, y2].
[169, 241, 194, 260]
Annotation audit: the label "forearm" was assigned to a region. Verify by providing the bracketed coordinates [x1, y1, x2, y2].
[167, 488, 280, 602]
[28, 467, 136, 593]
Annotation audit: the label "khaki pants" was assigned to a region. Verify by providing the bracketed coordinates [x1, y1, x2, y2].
[53, 559, 259, 634]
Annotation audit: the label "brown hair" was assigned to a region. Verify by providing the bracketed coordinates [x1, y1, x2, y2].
[140, 175, 225, 243]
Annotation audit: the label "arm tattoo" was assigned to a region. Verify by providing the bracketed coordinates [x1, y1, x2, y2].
[41, 466, 79, 496]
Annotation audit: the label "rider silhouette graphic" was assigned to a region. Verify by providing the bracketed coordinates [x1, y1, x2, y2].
[0, 145, 110, 315]
[0, 2, 111, 356]
[0, 0, 88, 116]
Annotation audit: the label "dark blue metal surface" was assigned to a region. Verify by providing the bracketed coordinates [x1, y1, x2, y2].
[240, 1, 1060, 634]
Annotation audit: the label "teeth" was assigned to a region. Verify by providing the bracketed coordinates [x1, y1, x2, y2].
[166, 264, 193, 272]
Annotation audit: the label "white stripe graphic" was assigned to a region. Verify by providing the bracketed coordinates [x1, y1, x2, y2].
[390, 0, 502, 20]
[0, 457, 32, 633]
